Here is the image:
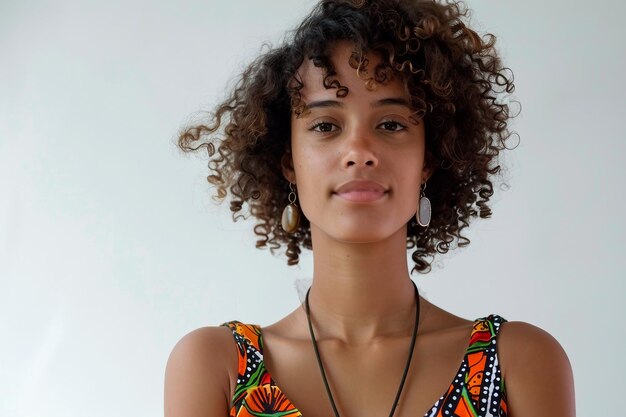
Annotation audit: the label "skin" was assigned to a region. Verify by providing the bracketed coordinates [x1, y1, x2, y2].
[164, 42, 576, 417]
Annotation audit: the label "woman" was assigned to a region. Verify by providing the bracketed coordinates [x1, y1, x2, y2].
[165, 1, 575, 416]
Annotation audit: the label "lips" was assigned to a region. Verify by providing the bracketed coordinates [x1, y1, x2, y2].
[333, 180, 388, 202]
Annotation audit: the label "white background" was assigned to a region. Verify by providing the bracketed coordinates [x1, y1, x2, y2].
[1, 0, 624, 416]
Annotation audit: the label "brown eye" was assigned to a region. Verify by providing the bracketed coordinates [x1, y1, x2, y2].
[310, 122, 338, 133]
[378, 121, 406, 132]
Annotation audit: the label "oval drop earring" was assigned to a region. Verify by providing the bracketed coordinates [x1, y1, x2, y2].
[416, 182, 431, 227]
[281, 182, 300, 233]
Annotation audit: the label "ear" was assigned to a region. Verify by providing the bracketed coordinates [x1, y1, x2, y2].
[421, 150, 435, 183]
[281, 151, 296, 183]
[422, 165, 434, 183]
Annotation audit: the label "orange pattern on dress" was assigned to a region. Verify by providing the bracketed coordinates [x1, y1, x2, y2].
[466, 351, 487, 398]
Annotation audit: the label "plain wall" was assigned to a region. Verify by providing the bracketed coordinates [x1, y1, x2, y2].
[1, 0, 624, 416]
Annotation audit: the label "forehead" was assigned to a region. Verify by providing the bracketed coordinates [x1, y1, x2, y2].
[295, 42, 407, 101]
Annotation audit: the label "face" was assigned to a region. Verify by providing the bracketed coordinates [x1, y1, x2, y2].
[283, 42, 431, 244]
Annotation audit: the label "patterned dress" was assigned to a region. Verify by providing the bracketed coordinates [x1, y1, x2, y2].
[222, 315, 508, 417]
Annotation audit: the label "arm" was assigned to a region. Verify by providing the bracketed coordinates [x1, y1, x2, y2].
[498, 321, 576, 417]
[164, 327, 235, 417]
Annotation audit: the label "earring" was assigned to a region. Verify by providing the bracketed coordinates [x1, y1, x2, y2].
[281, 182, 300, 233]
[416, 182, 431, 227]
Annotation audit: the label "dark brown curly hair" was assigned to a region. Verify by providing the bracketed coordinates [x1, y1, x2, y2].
[178, 0, 518, 273]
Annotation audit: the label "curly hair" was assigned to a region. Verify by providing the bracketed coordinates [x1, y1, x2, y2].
[178, 0, 518, 273]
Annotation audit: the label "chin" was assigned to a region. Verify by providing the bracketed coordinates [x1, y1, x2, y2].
[317, 222, 408, 245]
[336, 234, 388, 244]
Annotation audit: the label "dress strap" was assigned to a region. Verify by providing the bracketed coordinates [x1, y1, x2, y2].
[223, 321, 264, 354]
[222, 321, 269, 411]
[222, 321, 302, 417]
[465, 314, 508, 417]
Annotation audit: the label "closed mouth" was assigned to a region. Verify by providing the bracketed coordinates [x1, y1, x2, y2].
[333, 180, 388, 202]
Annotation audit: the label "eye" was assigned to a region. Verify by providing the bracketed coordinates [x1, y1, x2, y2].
[378, 120, 406, 132]
[309, 121, 338, 133]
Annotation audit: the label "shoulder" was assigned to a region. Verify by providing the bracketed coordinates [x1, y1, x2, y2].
[496, 320, 572, 373]
[164, 325, 237, 417]
[496, 320, 576, 417]
[167, 325, 237, 369]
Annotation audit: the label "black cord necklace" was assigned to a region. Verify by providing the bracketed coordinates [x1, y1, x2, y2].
[304, 281, 420, 417]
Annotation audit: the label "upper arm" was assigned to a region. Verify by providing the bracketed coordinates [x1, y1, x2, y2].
[164, 326, 236, 417]
[498, 321, 576, 417]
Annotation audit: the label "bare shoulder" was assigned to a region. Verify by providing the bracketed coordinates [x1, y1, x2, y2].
[497, 320, 572, 373]
[497, 321, 576, 417]
[164, 326, 236, 417]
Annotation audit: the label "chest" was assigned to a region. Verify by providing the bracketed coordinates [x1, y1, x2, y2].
[256, 331, 471, 417]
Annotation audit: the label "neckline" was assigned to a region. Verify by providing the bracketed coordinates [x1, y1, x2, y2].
[252, 321, 478, 417]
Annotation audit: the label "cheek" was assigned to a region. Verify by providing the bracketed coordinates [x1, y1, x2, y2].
[394, 156, 427, 201]
[291, 149, 333, 217]
[293, 145, 330, 179]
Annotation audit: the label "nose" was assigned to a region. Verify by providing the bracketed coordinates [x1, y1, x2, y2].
[341, 125, 379, 168]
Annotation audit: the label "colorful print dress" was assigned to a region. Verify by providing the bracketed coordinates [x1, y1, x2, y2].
[222, 315, 508, 417]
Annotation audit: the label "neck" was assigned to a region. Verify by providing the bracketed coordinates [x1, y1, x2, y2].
[305, 225, 418, 343]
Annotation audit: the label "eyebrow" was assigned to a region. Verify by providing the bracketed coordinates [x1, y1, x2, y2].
[303, 97, 411, 111]
[372, 98, 411, 108]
